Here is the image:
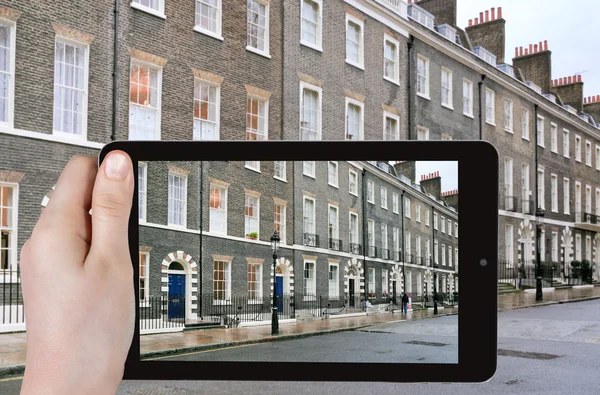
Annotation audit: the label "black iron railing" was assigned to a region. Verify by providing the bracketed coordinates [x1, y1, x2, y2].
[504, 196, 518, 212]
[577, 212, 599, 225]
[0, 267, 24, 325]
[328, 238, 342, 251]
[405, 254, 414, 264]
[394, 251, 401, 262]
[303, 233, 320, 247]
[368, 246, 377, 258]
[349, 242, 362, 255]
[414, 256, 424, 266]
[522, 199, 534, 215]
[139, 295, 186, 331]
[381, 249, 389, 260]
[498, 260, 594, 289]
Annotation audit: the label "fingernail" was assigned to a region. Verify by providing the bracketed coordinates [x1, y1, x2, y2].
[104, 152, 129, 180]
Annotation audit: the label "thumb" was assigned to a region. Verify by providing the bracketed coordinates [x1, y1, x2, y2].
[89, 151, 134, 266]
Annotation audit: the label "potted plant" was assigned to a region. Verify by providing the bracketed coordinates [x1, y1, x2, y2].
[246, 232, 258, 240]
[368, 292, 376, 299]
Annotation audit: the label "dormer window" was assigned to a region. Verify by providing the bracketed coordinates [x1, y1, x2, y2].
[497, 64, 515, 79]
[408, 3, 434, 30]
[437, 24, 456, 43]
[473, 46, 496, 66]
[525, 81, 542, 95]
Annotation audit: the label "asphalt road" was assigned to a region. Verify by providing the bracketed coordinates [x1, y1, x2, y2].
[1, 299, 599, 394]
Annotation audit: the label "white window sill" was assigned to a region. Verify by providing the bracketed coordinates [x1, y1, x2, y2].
[441, 103, 454, 111]
[53, 130, 86, 141]
[303, 173, 316, 179]
[522, 136, 530, 142]
[194, 27, 224, 41]
[246, 45, 271, 59]
[551, 149, 558, 154]
[505, 128, 514, 134]
[485, 120, 496, 126]
[463, 112, 474, 119]
[328, 183, 339, 189]
[538, 144, 546, 149]
[131, 2, 166, 19]
[274, 176, 287, 183]
[383, 76, 400, 86]
[345, 59, 365, 70]
[393, 211, 399, 215]
[167, 223, 187, 230]
[381, 206, 388, 210]
[367, 200, 375, 205]
[575, 159, 581, 163]
[209, 229, 227, 235]
[300, 40, 323, 53]
[350, 192, 358, 197]
[417, 92, 431, 101]
[586, 163, 592, 168]
[245, 166, 261, 173]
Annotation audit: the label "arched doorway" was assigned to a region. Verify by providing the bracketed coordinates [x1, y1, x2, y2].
[390, 265, 403, 304]
[161, 251, 199, 322]
[518, 220, 535, 266]
[344, 258, 364, 308]
[167, 261, 185, 320]
[270, 258, 294, 315]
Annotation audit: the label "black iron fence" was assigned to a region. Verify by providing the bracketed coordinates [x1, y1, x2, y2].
[380, 248, 389, 260]
[139, 295, 186, 331]
[328, 238, 342, 251]
[498, 260, 595, 289]
[349, 243, 362, 255]
[368, 246, 377, 258]
[504, 196, 518, 212]
[303, 233, 320, 247]
[521, 199, 534, 215]
[577, 212, 599, 225]
[0, 268, 24, 325]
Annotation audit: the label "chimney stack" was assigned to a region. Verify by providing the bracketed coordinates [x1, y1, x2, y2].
[420, 171, 442, 200]
[441, 189, 459, 210]
[466, 6, 507, 63]
[393, 161, 416, 184]
[513, 40, 552, 93]
[550, 74, 585, 112]
[583, 93, 600, 121]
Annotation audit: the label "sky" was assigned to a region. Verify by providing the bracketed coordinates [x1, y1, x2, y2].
[456, 0, 599, 99]
[415, 161, 458, 192]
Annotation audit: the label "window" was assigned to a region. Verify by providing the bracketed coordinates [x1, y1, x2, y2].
[563, 129, 570, 158]
[367, 268, 375, 296]
[485, 88, 495, 124]
[504, 157, 514, 210]
[367, 219, 375, 251]
[441, 68, 453, 108]
[300, 82, 321, 140]
[132, 0, 165, 17]
[367, 180, 375, 203]
[416, 126, 429, 140]
[586, 185, 592, 214]
[406, 270, 412, 294]
[455, 248, 458, 266]
[448, 248, 452, 267]
[521, 109, 530, 140]
[303, 260, 316, 296]
[138, 163, 147, 222]
[274, 161, 286, 181]
[596, 188, 600, 215]
[575, 234, 582, 261]
[575, 135, 582, 162]
[193, 80, 220, 140]
[0, 184, 16, 270]
[393, 228, 400, 258]
[425, 209, 430, 226]
[551, 174, 558, 212]
[195, 0, 222, 39]
[550, 123, 558, 153]
[345, 98, 364, 140]
[274, 201, 286, 242]
[549, 231, 557, 263]
[246, 96, 268, 140]
[245, 193, 260, 237]
[349, 212, 359, 245]
[405, 232, 411, 257]
[328, 161, 339, 187]
[463, 79, 473, 116]
[441, 244, 446, 266]
[247, 262, 262, 300]
[213, 260, 231, 301]
[381, 224, 388, 256]
[455, 222, 458, 238]
[448, 219, 452, 234]
[585, 140, 592, 167]
[384, 112, 400, 140]
[392, 193, 398, 214]
[139, 253, 149, 301]
[563, 178, 570, 215]
[245, 161, 260, 172]
[168, 172, 187, 227]
[53, 39, 88, 138]
[129, 62, 161, 140]
[303, 161, 315, 178]
[404, 197, 411, 218]
[383, 35, 400, 84]
[349, 169, 358, 196]
[417, 55, 429, 97]
[247, 0, 270, 56]
[503, 100, 513, 132]
[328, 205, 339, 241]
[382, 270, 389, 294]
[0, 22, 15, 126]
[596, 145, 600, 171]
[537, 116, 545, 148]
[416, 272, 422, 296]
[210, 184, 227, 234]
[441, 216, 445, 233]
[380, 186, 388, 209]
[345, 14, 364, 69]
[303, 196, 315, 235]
[301, 0, 322, 50]
[416, 204, 421, 222]
[425, 239, 430, 263]
[521, 163, 530, 214]
[575, 182, 582, 220]
[537, 166, 545, 210]
[434, 239, 439, 264]
[415, 235, 421, 260]
[329, 263, 339, 299]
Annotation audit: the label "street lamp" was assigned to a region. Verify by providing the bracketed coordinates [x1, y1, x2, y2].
[535, 208, 545, 301]
[270, 231, 281, 335]
[433, 260, 439, 315]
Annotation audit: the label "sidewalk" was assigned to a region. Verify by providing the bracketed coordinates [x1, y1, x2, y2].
[0, 285, 599, 377]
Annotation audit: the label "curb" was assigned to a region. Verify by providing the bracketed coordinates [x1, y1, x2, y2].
[498, 296, 600, 312]
[0, 364, 25, 380]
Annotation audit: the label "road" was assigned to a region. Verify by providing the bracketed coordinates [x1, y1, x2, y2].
[1, 299, 599, 394]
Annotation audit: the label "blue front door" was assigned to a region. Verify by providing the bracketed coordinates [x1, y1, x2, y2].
[275, 276, 284, 312]
[168, 274, 185, 320]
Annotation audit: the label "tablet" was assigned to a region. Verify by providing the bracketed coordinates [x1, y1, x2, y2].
[99, 140, 498, 383]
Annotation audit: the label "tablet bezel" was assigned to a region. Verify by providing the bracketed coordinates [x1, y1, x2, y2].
[99, 140, 498, 383]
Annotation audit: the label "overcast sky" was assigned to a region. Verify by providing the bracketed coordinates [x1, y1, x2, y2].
[415, 161, 458, 192]
[456, 0, 599, 99]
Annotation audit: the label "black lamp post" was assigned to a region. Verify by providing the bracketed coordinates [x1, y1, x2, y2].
[535, 208, 545, 301]
[270, 231, 280, 335]
[433, 259, 439, 315]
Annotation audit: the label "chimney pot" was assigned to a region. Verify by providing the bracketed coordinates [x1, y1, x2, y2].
[544, 40, 548, 51]
[498, 7, 503, 19]
[468, 19, 473, 27]
[485, 10, 489, 22]
[515, 47, 519, 57]
[529, 44, 533, 53]
[519, 46, 523, 57]
[568, 76, 572, 84]
[480, 12, 484, 22]
[539, 42, 543, 52]
[534, 44, 538, 53]
[474, 17, 479, 25]
[559, 78, 563, 85]
[597, 95, 600, 102]
[491, 7, 496, 20]
[578, 75, 582, 83]
[584, 97, 587, 104]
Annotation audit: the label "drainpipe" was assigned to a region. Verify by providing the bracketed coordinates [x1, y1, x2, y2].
[362, 169, 368, 302]
[198, 161, 204, 319]
[407, 37, 414, 139]
[111, 0, 119, 141]
[400, 190, 406, 292]
[478, 74, 487, 140]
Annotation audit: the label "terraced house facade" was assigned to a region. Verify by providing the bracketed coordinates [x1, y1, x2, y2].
[0, 0, 598, 331]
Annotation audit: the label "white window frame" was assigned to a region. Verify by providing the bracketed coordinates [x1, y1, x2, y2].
[382, 269, 389, 294]
[537, 115, 545, 148]
[274, 201, 286, 243]
[441, 67, 453, 109]
[345, 97, 364, 140]
[299, 81, 322, 140]
[596, 145, 600, 171]
[0, 183, 18, 271]
[433, 212, 438, 230]
[303, 161, 316, 178]
[552, 231, 559, 262]
[381, 223, 388, 253]
[585, 184, 592, 214]
[345, 14, 364, 69]
[328, 161, 339, 188]
[0, 19, 16, 129]
[329, 262, 340, 299]
[349, 211, 359, 245]
[440, 216, 445, 233]
[213, 259, 231, 303]
[246, 0, 271, 58]
[416, 204, 421, 223]
[485, 88, 495, 125]
[245, 161, 261, 172]
[193, 78, 221, 140]
[303, 259, 316, 298]
[367, 268, 375, 296]
[367, 219, 375, 251]
[416, 126, 429, 140]
[455, 222, 458, 238]
[405, 231, 411, 257]
[209, 183, 228, 234]
[52, 37, 89, 140]
[195, 0, 223, 40]
[575, 234, 582, 261]
[425, 209, 430, 227]
[128, 59, 163, 140]
[551, 174, 558, 213]
[404, 196, 411, 218]
[131, 0, 166, 19]
[300, 0, 323, 51]
[139, 252, 150, 302]
[417, 55, 430, 99]
[349, 169, 358, 196]
[392, 193, 399, 214]
[247, 262, 263, 301]
[328, 204, 339, 241]
[367, 180, 375, 204]
[550, 123, 558, 153]
[138, 162, 148, 222]
[274, 161, 286, 182]
[563, 129, 570, 158]
[537, 166, 545, 210]
[246, 95, 269, 141]
[383, 34, 400, 85]
[380, 186, 388, 209]
[245, 193, 260, 238]
[596, 188, 600, 216]
[303, 196, 316, 235]
[585, 140, 592, 167]
[441, 244, 446, 266]
[383, 111, 400, 140]
[503, 99, 513, 133]
[521, 109, 530, 140]
[463, 78, 473, 117]
[167, 171, 187, 228]
[415, 235, 421, 260]
[575, 135, 582, 162]
[563, 178, 570, 215]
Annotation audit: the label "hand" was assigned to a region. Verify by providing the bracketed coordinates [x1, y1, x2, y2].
[20, 152, 135, 395]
